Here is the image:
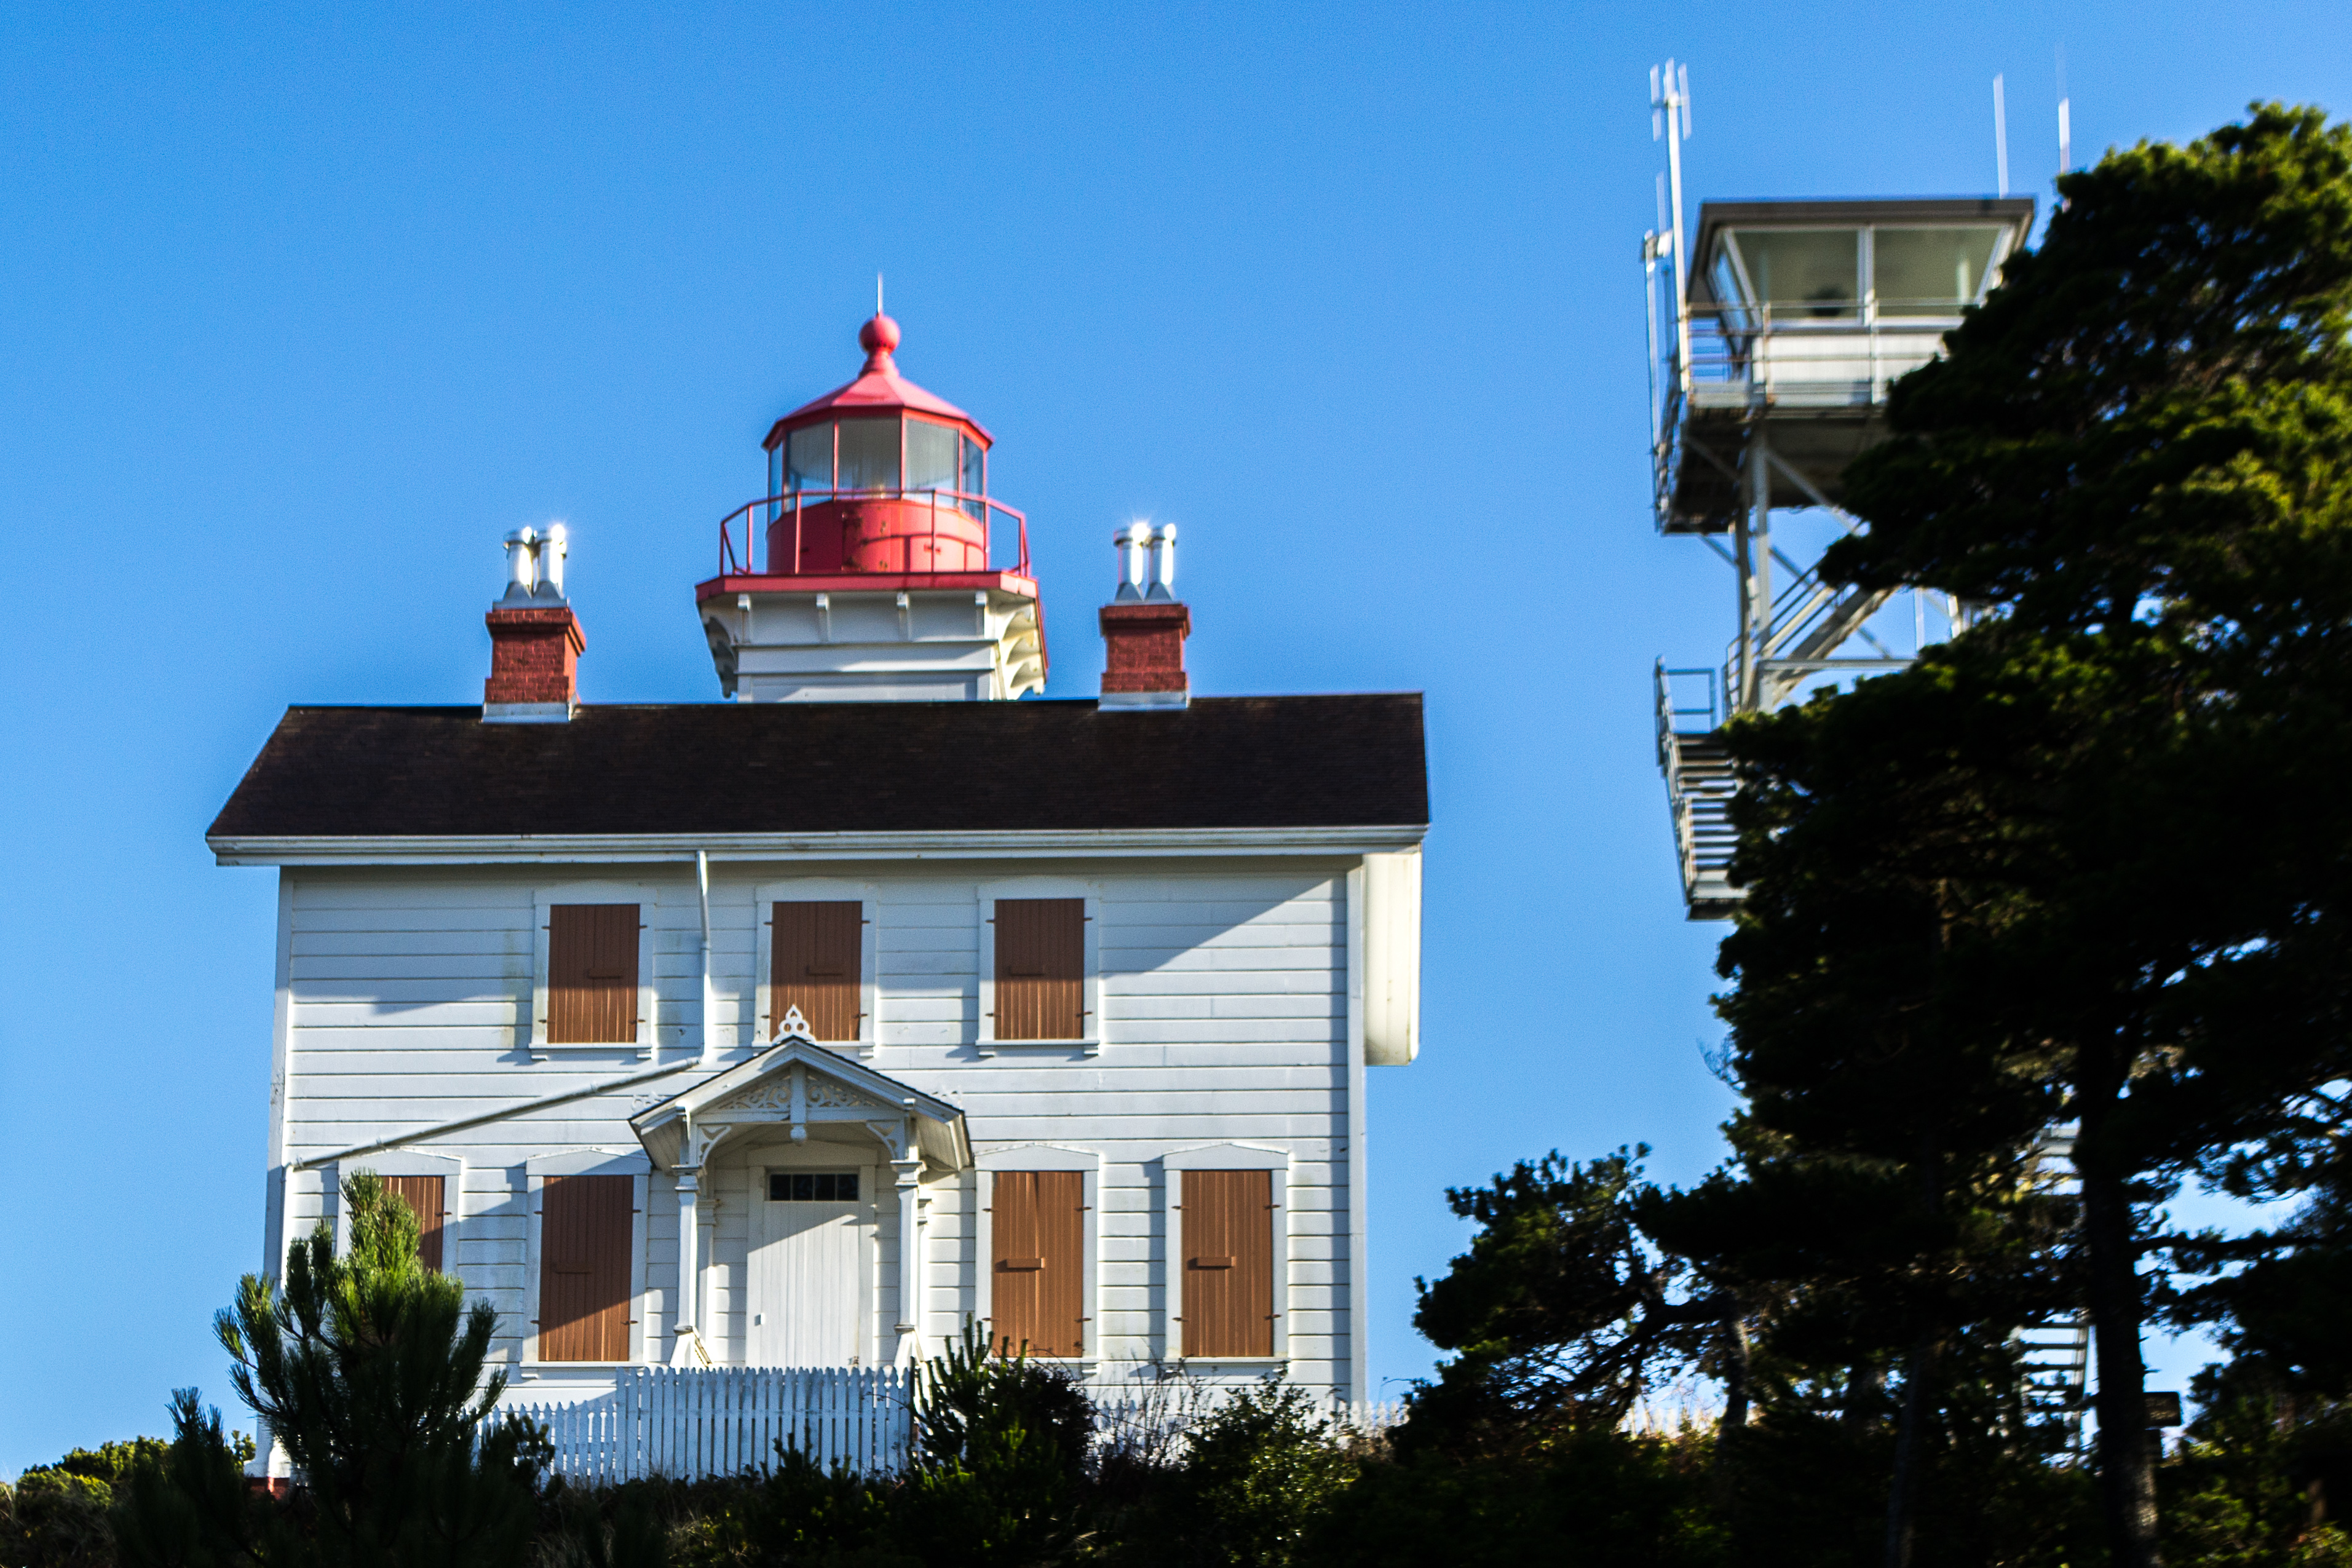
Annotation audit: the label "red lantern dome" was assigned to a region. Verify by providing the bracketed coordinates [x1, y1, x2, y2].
[697, 315, 1045, 702]
[721, 314, 1024, 580]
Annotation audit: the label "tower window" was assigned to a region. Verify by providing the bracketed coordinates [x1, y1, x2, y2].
[1873, 227, 2004, 317]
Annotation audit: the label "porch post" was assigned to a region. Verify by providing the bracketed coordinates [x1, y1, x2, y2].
[670, 1169, 703, 1365]
[893, 1154, 923, 1356]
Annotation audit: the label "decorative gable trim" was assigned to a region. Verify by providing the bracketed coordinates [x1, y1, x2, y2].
[627, 1036, 969, 1174]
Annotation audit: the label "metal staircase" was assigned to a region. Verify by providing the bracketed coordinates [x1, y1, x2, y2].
[1656, 663, 1740, 917]
[2015, 1130, 2091, 1444]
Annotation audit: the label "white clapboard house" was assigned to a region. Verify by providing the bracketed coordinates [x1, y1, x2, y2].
[208, 314, 1426, 1472]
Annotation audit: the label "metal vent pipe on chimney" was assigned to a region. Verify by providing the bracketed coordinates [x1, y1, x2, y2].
[1148, 523, 1177, 600]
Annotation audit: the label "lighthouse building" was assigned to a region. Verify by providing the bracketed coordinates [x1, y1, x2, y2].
[208, 317, 1427, 1433]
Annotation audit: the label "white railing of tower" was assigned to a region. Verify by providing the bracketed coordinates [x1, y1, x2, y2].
[1651, 302, 1965, 537]
[499, 1365, 1406, 1483]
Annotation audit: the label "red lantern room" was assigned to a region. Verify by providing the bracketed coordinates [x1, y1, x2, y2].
[761, 314, 994, 575]
[698, 314, 1046, 702]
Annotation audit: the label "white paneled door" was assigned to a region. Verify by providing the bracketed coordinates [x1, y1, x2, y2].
[750, 1168, 867, 1366]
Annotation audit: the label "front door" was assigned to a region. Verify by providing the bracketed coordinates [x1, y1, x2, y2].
[750, 1167, 866, 1366]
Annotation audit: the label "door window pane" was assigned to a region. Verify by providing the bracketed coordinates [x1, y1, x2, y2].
[786, 424, 833, 491]
[769, 1171, 859, 1202]
[836, 416, 900, 493]
[1872, 227, 2004, 317]
[907, 419, 959, 493]
[1728, 228, 1860, 320]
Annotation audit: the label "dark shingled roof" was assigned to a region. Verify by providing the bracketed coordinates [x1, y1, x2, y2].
[207, 696, 1427, 839]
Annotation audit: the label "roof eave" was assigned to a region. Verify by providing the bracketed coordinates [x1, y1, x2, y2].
[207, 823, 1430, 867]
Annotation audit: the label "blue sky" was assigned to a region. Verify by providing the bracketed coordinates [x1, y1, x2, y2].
[4, 0, 2349, 1473]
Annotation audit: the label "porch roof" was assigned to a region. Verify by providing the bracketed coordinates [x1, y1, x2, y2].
[628, 1035, 969, 1174]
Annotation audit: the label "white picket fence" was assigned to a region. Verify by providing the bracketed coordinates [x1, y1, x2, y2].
[502, 1365, 1406, 1484]
[504, 1366, 912, 1482]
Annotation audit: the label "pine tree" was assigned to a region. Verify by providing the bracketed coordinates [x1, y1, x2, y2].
[1725, 104, 2352, 1568]
[116, 1170, 546, 1568]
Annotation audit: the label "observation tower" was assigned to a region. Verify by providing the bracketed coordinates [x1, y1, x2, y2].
[1644, 61, 2035, 915]
[698, 314, 1047, 701]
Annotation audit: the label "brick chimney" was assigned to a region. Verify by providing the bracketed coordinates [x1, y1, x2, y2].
[484, 524, 585, 723]
[1099, 522, 1189, 711]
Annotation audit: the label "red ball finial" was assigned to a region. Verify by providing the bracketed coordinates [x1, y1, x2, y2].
[859, 312, 901, 363]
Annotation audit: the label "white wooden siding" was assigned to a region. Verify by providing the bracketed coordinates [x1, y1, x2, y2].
[272, 862, 1361, 1398]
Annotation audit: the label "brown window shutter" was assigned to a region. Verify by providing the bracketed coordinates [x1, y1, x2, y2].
[770, 901, 862, 1042]
[548, 905, 639, 1044]
[1182, 1169, 1273, 1358]
[538, 1174, 633, 1362]
[992, 1170, 1085, 1358]
[383, 1174, 446, 1273]
[994, 898, 1085, 1040]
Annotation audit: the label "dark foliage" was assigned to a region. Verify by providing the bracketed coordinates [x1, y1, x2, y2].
[1709, 101, 2352, 1568]
[108, 1171, 547, 1568]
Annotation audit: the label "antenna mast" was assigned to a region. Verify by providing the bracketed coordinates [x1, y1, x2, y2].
[1994, 74, 2010, 197]
[1652, 61, 1694, 401]
[2056, 46, 2072, 175]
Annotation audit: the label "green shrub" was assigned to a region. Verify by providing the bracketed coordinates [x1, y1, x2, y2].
[1166, 1379, 1355, 1568]
[661, 1449, 906, 1568]
[894, 1322, 1092, 1567]
[2161, 1363, 2352, 1567]
[1305, 1427, 1726, 1568]
[2, 1472, 118, 1568]
[5, 1425, 256, 1568]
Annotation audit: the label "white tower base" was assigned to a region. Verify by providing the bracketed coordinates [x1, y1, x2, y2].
[704, 587, 1045, 703]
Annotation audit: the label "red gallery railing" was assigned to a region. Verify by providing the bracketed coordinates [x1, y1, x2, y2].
[716, 489, 1032, 580]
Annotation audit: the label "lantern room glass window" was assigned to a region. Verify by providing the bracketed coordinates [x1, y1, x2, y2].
[772, 415, 987, 512]
[1872, 227, 2004, 316]
[907, 419, 959, 494]
[960, 436, 984, 518]
[785, 424, 833, 492]
[835, 416, 899, 493]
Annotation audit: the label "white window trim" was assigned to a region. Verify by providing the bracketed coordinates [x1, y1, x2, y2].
[520, 1147, 651, 1369]
[973, 1144, 1101, 1364]
[750, 1144, 883, 1368]
[327, 1149, 467, 1281]
[754, 877, 881, 1057]
[529, 882, 661, 1061]
[1160, 1142, 1291, 1367]
[976, 877, 1101, 1056]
